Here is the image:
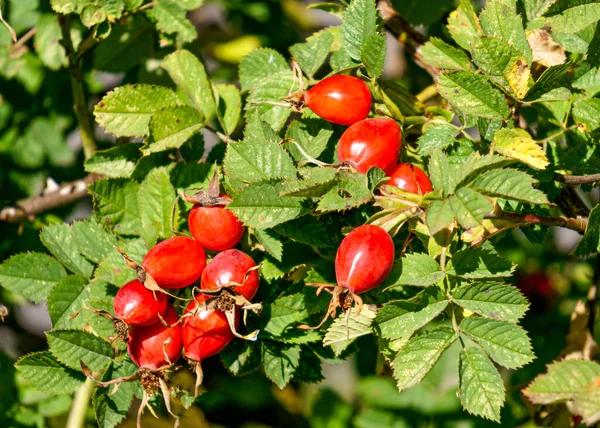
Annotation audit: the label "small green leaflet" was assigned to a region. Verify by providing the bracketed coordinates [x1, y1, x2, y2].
[41, 223, 94, 278]
[239, 48, 290, 92]
[89, 179, 143, 236]
[452, 282, 529, 323]
[459, 346, 505, 422]
[447, 0, 483, 51]
[289, 28, 334, 78]
[149, 0, 197, 43]
[323, 305, 377, 356]
[572, 98, 600, 132]
[47, 275, 91, 329]
[468, 169, 549, 204]
[544, 0, 600, 34]
[16, 351, 85, 395]
[262, 293, 310, 336]
[84, 144, 142, 178]
[93, 360, 139, 428]
[47, 329, 114, 371]
[138, 167, 177, 247]
[419, 37, 472, 71]
[220, 340, 261, 376]
[426, 200, 455, 235]
[573, 204, 600, 257]
[143, 105, 204, 155]
[417, 122, 459, 156]
[392, 327, 458, 391]
[459, 317, 534, 369]
[381, 253, 444, 288]
[448, 243, 515, 279]
[449, 187, 493, 230]
[71, 218, 119, 264]
[261, 342, 301, 389]
[213, 83, 242, 136]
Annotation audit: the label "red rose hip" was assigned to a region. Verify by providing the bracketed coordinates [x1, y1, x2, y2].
[128, 305, 182, 370]
[387, 163, 433, 195]
[182, 295, 236, 362]
[142, 236, 206, 289]
[114, 279, 168, 326]
[304, 75, 372, 125]
[335, 225, 395, 294]
[338, 118, 402, 175]
[201, 249, 259, 301]
[189, 202, 245, 252]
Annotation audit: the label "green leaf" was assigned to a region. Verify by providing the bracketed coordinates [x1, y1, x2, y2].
[459, 346, 505, 422]
[340, 0, 378, 61]
[161, 49, 215, 119]
[573, 204, 600, 257]
[220, 340, 261, 376]
[382, 253, 444, 288]
[438, 71, 510, 120]
[262, 293, 310, 336]
[419, 37, 472, 71]
[362, 31, 386, 78]
[47, 275, 91, 329]
[426, 200, 455, 235]
[452, 282, 529, 322]
[239, 48, 289, 92]
[89, 179, 143, 236]
[274, 216, 336, 248]
[34, 14, 67, 70]
[94, 84, 182, 137]
[254, 229, 284, 261]
[323, 305, 377, 356]
[227, 181, 309, 229]
[470, 37, 530, 99]
[574, 63, 600, 96]
[279, 167, 337, 197]
[289, 28, 334, 78]
[285, 116, 334, 161]
[224, 122, 296, 183]
[94, 239, 146, 286]
[143, 106, 204, 155]
[92, 17, 152, 72]
[454, 155, 516, 190]
[16, 352, 85, 395]
[492, 128, 549, 169]
[0, 253, 67, 303]
[392, 327, 458, 391]
[93, 360, 138, 428]
[459, 318, 534, 369]
[47, 329, 114, 371]
[523, 359, 600, 403]
[522, 0, 556, 23]
[149, 0, 197, 43]
[428, 149, 451, 196]
[41, 223, 94, 278]
[573, 383, 600, 426]
[479, 0, 533, 64]
[71, 219, 119, 264]
[417, 122, 459, 156]
[138, 167, 176, 246]
[448, 243, 516, 279]
[524, 63, 573, 101]
[375, 292, 449, 340]
[572, 98, 600, 132]
[84, 144, 142, 178]
[447, 0, 483, 50]
[544, 0, 600, 33]
[316, 171, 374, 213]
[245, 70, 298, 132]
[214, 83, 241, 135]
[261, 342, 301, 389]
[469, 169, 549, 204]
[449, 188, 493, 230]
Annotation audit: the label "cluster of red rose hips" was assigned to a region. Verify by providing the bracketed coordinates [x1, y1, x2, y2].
[106, 176, 259, 413]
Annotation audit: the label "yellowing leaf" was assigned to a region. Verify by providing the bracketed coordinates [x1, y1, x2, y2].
[493, 128, 549, 170]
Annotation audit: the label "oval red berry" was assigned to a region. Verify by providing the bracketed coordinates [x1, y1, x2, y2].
[335, 224, 395, 294]
[114, 279, 168, 326]
[338, 118, 402, 175]
[305, 75, 372, 126]
[387, 163, 433, 195]
[189, 203, 245, 252]
[142, 236, 206, 289]
[201, 249, 259, 301]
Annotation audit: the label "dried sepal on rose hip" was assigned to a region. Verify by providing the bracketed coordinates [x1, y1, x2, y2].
[181, 293, 238, 396]
[183, 170, 245, 252]
[299, 224, 395, 329]
[81, 304, 183, 428]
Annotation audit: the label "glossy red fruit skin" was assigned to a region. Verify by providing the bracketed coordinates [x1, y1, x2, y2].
[304, 75, 372, 126]
[338, 118, 402, 175]
[128, 305, 182, 370]
[114, 279, 168, 326]
[201, 249, 259, 301]
[335, 225, 395, 294]
[182, 295, 236, 361]
[189, 203, 245, 252]
[387, 163, 433, 195]
[142, 236, 206, 289]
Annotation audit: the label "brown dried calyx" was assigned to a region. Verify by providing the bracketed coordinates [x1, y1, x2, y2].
[182, 169, 231, 207]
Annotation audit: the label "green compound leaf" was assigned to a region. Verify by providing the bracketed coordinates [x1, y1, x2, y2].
[41, 223, 94, 278]
[47, 275, 91, 329]
[459, 346, 505, 422]
[323, 305, 377, 356]
[161, 49, 215, 119]
[0, 253, 67, 303]
[468, 168, 549, 204]
[93, 360, 138, 428]
[449, 188, 494, 230]
[94, 84, 182, 137]
[392, 327, 458, 391]
[138, 167, 177, 247]
[382, 253, 444, 288]
[89, 178, 143, 236]
[239, 48, 289, 92]
[143, 105, 204, 155]
[16, 351, 85, 395]
[523, 359, 600, 404]
[47, 329, 114, 371]
[419, 37, 472, 71]
[448, 243, 516, 279]
[438, 71, 510, 120]
[459, 317, 535, 369]
[261, 342, 301, 389]
[71, 218, 119, 264]
[84, 144, 143, 178]
[426, 200, 455, 235]
[149, 0, 197, 43]
[289, 28, 334, 78]
[452, 282, 529, 323]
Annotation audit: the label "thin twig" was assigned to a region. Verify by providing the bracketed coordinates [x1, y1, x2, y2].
[0, 3, 16, 43]
[0, 174, 101, 223]
[10, 27, 36, 54]
[205, 125, 235, 143]
[555, 173, 600, 185]
[484, 209, 588, 234]
[58, 15, 97, 159]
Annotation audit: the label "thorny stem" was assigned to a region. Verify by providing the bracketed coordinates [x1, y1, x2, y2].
[555, 173, 600, 185]
[485, 209, 588, 234]
[65, 378, 95, 428]
[58, 15, 97, 159]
